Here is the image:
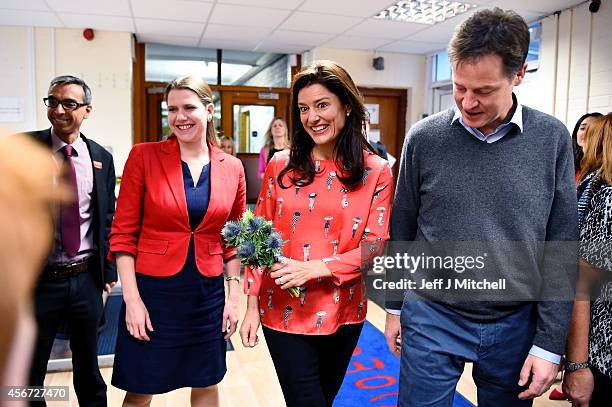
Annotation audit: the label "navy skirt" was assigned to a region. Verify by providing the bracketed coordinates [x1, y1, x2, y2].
[112, 162, 225, 394]
[111, 243, 226, 394]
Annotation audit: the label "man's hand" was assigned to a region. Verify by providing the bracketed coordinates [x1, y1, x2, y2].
[562, 368, 594, 406]
[518, 355, 559, 399]
[384, 313, 401, 356]
[104, 281, 116, 294]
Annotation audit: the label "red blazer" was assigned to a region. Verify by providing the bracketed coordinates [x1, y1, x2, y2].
[109, 136, 246, 277]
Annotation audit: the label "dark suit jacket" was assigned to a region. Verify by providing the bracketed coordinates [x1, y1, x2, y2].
[30, 128, 117, 289]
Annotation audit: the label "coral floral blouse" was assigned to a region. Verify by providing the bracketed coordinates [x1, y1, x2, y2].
[245, 150, 393, 335]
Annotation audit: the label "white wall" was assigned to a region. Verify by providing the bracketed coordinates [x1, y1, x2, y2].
[515, 1, 612, 128]
[0, 26, 133, 173]
[304, 48, 427, 130]
[0, 26, 36, 132]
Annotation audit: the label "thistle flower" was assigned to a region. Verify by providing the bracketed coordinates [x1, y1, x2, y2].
[246, 216, 264, 233]
[221, 221, 241, 245]
[261, 221, 272, 235]
[222, 210, 298, 298]
[266, 233, 282, 250]
[237, 241, 256, 259]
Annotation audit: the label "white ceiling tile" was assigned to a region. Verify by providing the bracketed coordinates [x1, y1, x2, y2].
[462, 0, 494, 4]
[486, 0, 584, 13]
[209, 4, 291, 28]
[378, 40, 447, 54]
[345, 18, 426, 39]
[514, 9, 550, 24]
[267, 29, 334, 45]
[46, 0, 131, 16]
[131, 0, 212, 23]
[59, 14, 135, 32]
[300, 0, 398, 18]
[135, 18, 204, 37]
[199, 38, 259, 51]
[255, 43, 311, 54]
[403, 3, 549, 45]
[216, 0, 303, 10]
[204, 24, 272, 41]
[323, 35, 391, 50]
[0, 0, 50, 11]
[0, 9, 62, 27]
[280, 12, 363, 34]
[138, 33, 200, 47]
[402, 23, 456, 43]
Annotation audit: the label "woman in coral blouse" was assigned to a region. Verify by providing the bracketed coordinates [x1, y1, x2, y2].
[109, 76, 245, 406]
[239, 61, 393, 407]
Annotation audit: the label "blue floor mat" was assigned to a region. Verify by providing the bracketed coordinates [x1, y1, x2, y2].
[334, 321, 474, 407]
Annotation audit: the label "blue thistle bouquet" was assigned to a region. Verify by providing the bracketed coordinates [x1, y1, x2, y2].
[222, 210, 299, 297]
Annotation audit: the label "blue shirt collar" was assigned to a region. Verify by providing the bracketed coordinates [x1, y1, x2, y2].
[452, 93, 523, 143]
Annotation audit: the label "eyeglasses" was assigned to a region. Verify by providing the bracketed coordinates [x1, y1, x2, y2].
[43, 97, 88, 111]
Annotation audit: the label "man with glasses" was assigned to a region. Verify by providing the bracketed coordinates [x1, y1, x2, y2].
[27, 75, 116, 406]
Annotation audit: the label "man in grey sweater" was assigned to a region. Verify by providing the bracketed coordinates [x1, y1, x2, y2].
[384, 8, 578, 406]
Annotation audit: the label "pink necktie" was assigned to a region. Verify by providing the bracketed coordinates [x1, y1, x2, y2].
[60, 145, 80, 257]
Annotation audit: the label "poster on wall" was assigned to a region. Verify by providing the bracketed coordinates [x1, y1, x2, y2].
[364, 103, 379, 124]
[0, 97, 24, 122]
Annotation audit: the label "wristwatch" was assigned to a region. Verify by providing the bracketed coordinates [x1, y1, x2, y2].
[565, 360, 589, 372]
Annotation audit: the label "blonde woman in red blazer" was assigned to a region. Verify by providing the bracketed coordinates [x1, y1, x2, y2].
[109, 76, 245, 406]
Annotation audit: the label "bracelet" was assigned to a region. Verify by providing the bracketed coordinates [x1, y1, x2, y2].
[565, 360, 590, 372]
[225, 276, 240, 283]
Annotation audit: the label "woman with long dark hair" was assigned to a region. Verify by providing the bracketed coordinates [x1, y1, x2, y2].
[239, 60, 393, 407]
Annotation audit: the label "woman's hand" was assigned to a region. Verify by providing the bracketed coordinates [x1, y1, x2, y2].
[239, 305, 261, 348]
[222, 295, 239, 340]
[562, 368, 594, 406]
[269, 259, 332, 289]
[124, 297, 154, 341]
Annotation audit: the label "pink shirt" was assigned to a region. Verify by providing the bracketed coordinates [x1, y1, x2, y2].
[245, 150, 393, 335]
[49, 131, 95, 264]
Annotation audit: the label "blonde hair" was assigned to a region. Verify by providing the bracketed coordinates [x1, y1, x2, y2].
[580, 113, 612, 184]
[219, 135, 235, 156]
[164, 76, 218, 147]
[264, 117, 289, 151]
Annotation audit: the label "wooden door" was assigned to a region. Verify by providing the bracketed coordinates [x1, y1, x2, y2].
[359, 87, 407, 179]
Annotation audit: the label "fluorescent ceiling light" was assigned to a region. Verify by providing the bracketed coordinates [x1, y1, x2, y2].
[374, 0, 478, 25]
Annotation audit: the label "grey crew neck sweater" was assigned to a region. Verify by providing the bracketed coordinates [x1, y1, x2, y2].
[389, 106, 578, 355]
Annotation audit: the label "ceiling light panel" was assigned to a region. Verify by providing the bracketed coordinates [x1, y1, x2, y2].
[374, 0, 478, 25]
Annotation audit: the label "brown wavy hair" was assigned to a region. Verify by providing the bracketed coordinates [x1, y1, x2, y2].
[278, 60, 374, 191]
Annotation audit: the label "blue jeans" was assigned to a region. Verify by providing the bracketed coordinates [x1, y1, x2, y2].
[398, 301, 536, 407]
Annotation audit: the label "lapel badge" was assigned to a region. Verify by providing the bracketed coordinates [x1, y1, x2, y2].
[93, 160, 103, 169]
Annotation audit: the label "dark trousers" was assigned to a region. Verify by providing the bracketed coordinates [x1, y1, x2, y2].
[591, 367, 612, 407]
[263, 323, 363, 407]
[29, 270, 106, 407]
[399, 301, 536, 407]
